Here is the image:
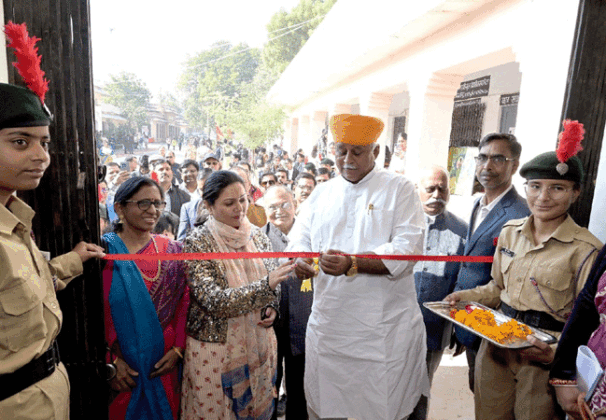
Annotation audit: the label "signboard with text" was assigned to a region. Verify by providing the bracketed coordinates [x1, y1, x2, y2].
[500, 93, 520, 106]
[454, 76, 491, 101]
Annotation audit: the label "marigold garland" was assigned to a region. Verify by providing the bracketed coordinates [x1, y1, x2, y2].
[450, 307, 532, 344]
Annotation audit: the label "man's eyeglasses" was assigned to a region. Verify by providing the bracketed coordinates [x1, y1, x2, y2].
[524, 183, 572, 200]
[125, 199, 166, 211]
[474, 154, 516, 166]
[261, 180, 276, 187]
[267, 202, 292, 213]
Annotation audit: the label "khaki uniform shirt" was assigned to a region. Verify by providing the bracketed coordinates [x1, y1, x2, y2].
[0, 196, 83, 417]
[458, 215, 602, 330]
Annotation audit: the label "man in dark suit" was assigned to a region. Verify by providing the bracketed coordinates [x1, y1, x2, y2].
[453, 133, 530, 392]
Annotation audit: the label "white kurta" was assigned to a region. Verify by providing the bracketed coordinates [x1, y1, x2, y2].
[287, 165, 429, 420]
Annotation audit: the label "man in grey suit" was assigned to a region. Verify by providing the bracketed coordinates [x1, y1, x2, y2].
[452, 133, 530, 392]
[410, 165, 468, 420]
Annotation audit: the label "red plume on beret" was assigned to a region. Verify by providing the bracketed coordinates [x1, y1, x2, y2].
[3, 21, 49, 104]
[556, 120, 584, 163]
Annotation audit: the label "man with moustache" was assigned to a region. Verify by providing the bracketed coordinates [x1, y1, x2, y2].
[155, 159, 190, 216]
[288, 114, 428, 420]
[180, 159, 200, 198]
[452, 133, 529, 392]
[262, 186, 313, 420]
[275, 168, 292, 188]
[293, 173, 316, 213]
[409, 166, 467, 420]
[165, 150, 182, 183]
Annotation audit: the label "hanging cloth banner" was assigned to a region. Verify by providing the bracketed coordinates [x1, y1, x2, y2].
[103, 251, 494, 263]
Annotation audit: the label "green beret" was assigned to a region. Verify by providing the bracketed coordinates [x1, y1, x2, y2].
[0, 83, 52, 130]
[520, 151, 584, 184]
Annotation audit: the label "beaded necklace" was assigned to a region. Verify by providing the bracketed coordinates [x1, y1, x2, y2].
[138, 236, 161, 282]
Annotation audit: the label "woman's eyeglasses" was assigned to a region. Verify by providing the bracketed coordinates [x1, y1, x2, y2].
[524, 183, 572, 200]
[125, 199, 166, 211]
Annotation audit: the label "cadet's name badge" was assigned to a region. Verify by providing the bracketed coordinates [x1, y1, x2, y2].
[500, 247, 515, 258]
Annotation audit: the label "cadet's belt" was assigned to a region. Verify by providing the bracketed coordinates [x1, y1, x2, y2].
[500, 302, 565, 332]
[0, 341, 61, 401]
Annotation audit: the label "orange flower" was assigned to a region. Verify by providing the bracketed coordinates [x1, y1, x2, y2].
[451, 308, 531, 344]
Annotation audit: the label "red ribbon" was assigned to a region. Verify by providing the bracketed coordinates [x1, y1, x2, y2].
[103, 251, 494, 263]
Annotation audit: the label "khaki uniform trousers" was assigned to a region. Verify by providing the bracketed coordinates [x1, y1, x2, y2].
[0, 362, 70, 420]
[474, 340, 561, 420]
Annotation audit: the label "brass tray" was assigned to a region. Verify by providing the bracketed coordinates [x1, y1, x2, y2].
[423, 301, 557, 349]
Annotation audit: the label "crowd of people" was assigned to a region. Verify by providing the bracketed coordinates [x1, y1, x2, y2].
[4, 22, 606, 420]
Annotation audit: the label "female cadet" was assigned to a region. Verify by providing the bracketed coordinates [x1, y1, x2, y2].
[0, 22, 105, 418]
[446, 121, 602, 419]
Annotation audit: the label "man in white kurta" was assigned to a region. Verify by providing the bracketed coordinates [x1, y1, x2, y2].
[287, 114, 429, 420]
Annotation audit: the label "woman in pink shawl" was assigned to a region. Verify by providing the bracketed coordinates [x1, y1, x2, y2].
[181, 170, 294, 419]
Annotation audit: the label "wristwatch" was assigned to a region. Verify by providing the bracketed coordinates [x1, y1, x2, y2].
[346, 255, 358, 277]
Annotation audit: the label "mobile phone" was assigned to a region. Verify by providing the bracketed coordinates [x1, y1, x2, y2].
[120, 161, 128, 171]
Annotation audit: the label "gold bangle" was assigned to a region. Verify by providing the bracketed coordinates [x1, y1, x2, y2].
[172, 347, 184, 359]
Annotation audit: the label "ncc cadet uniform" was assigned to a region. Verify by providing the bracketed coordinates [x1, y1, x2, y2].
[0, 197, 83, 419]
[454, 125, 602, 420]
[0, 22, 95, 420]
[457, 215, 602, 419]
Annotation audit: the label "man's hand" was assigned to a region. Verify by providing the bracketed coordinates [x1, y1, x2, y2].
[114, 170, 129, 187]
[110, 357, 139, 392]
[150, 349, 181, 379]
[258, 307, 277, 328]
[72, 241, 106, 262]
[518, 336, 555, 364]
[319, 249, 351, 276]
[294, 258, 316, 280]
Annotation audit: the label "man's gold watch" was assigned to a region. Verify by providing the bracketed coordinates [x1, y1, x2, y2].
[346, 255, 358, 277]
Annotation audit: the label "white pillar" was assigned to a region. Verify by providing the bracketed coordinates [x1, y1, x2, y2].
[331, 103, 352, 117]
[299, 115, 311, 155]
[406, 73, 464, 180]
[359, 92, 393, 167]
[290, 117, 299, 154]
[283, 119, 293, 154]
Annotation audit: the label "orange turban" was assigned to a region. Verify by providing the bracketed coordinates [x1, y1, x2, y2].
[330, 114, 385, 146]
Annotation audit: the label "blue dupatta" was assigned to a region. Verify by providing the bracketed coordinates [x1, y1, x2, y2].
[104, 232, 173, 420]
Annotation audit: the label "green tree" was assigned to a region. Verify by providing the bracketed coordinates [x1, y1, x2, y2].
[262, 0, 337, 74]
[157, 91, 183, 114]
[179, 41, 260, 130]
[229, 66, 286, 147]
[104, 72, 152, 134]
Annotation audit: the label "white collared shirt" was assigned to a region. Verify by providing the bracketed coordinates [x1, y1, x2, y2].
[287, 165, 429, 420]
[472, 185, 513, 234]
